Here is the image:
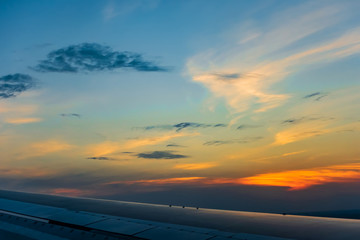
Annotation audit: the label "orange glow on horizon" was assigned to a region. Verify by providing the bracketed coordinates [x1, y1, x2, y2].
[104, 163, 360, 191]
[238, 163, 360, 190]
[46, 188, 94, 197]
[106, 177, 206, 185]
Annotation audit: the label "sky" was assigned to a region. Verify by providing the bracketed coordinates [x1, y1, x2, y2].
[0, 0, 360, 213]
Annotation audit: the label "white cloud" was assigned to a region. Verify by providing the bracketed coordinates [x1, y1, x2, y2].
[187, 3, 360, 117]
[102, 0, 159, 21]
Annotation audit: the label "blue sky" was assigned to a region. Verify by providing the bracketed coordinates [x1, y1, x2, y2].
[1, 0, 360, 212]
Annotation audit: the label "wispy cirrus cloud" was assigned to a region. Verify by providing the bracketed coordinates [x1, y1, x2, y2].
[33, 43, 168, 73]
[102, 0, 159, 21]
[274, 119, 360, 145]
[304, 92, 328, 101]
[86, 132, 195, 157]
[60, 113, 81, 118]
[0, 102, 40, 125]
[142, 122, 227, 132]
[0, 103, 38, 114]
[281, 116, 334, 125]
[0, 167, 54, 178]
[18, 140, 74, 159]
[87, 156, 113, 160]
[174, 162, 218, 170]
[274, 123, 329, 145]
[0, 74, 36, 99]
[204, 137, 262, 146]
[281, 150, 307, 157]
[237, 124, 261, 130]
[273, 87, 360, 145]
[187, 3, 360, 116]
[124, 132, 196, 149]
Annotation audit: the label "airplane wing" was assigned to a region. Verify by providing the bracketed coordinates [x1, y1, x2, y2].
[0, 190, 359, 240]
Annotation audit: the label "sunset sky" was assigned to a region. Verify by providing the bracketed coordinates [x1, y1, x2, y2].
[1, 0, 360, 213]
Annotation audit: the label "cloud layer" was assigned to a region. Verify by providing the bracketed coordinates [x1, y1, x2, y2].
[0, 74, 36, 99]
[33, 43, 168, 73]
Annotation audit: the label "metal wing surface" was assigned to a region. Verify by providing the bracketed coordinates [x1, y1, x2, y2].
[0, 190, 359, 240]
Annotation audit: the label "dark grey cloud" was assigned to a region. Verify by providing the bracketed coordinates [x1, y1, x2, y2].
[166, 144, 185, 148]
[282, 118, 302, 124]
[87, 156, 113, 160]
[214, 123, 227, 127]
[213, 73, 240, 79]
[143, 122, 227, 132]
[136, 151, 188, 159]
[60, 113, 81, 118]
[304, 92, 321, 98]
[143, 125, 173, 131]
[204, 137, 262, 146]
[211, 72, 263, 82]
[282, 116, 334, 125]
[304, 92, 327, 101]
[173, 122, 208, 131]
[0, 73, 36, 99]
[203, 140, 230, 146]
[32, 43, 168, 73]
[237, 124, 261, 130]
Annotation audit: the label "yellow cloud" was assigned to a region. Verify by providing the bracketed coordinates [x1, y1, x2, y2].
[282, 150, 306, 157]
[87, 132, 196, 157]
[0, 103, 38, 114]
[19, 140, 74, 159]
[5, 117, 42, 124]
[273, 119, 360, 145]
[0, 167, 54, 178]
[274, 127, 328, 145]
[87, 141, 121, 157]
[174, 162, 218, 170]
[123, 132, 192, 149]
